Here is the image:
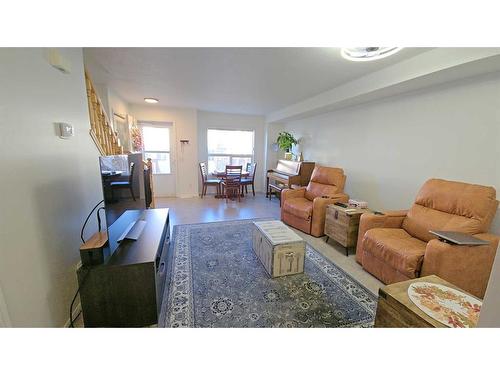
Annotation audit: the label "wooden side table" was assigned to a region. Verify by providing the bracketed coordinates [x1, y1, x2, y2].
[324, 204, 370, 256]
[374, 275, 481, 328]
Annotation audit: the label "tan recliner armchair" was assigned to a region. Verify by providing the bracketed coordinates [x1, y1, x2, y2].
[281, 166, 349, 237]
[356, 178, 500, 298]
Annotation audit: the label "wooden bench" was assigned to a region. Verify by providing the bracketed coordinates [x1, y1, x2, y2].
[268, 183, 286, 205]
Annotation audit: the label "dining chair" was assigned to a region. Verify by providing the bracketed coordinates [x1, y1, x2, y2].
[199, 162, 221, 198]
[221, 165, 243, 202]
[241, 162, 257, 196]
[111, 162, 136, 201]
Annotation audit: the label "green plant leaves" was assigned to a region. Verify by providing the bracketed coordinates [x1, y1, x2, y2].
[276, 131, 298, 152]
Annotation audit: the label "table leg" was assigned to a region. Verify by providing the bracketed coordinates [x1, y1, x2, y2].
[215, 183, 223, 199]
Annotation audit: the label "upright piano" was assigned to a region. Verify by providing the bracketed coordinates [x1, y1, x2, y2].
[266, 160, 315, 197]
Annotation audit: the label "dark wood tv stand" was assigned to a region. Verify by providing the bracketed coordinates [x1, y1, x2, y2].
[77, 208, 170, 327]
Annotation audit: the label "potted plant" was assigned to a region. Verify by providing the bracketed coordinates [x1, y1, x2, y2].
[276, 131, 298, 160]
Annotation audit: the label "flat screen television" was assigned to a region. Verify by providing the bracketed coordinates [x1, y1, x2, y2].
[99, 154, 146, 254]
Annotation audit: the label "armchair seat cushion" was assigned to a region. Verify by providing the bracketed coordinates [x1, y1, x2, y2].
[363, 228, 427, 279]
[283, 198, 313, 221]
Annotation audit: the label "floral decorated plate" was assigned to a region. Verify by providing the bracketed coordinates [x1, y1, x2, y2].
[408, 282, 481, 328]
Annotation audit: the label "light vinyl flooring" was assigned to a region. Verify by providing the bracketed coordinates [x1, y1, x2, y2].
[156, 193, 383, 295]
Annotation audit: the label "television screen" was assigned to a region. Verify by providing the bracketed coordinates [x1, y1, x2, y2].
[99, 154, 145, 254]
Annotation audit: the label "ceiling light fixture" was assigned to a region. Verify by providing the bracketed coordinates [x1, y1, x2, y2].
[144, 97, 159, 104]
[340, 47, 403, 62]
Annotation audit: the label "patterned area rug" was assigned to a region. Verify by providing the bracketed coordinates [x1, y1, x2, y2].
[159, 220, 377, 328]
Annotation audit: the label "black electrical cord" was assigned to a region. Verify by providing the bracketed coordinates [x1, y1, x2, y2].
[96, 207, 105, 233]
[80, 199, 104, 243]
[69, 268, 89, 328]
[70, 200, 105, 327]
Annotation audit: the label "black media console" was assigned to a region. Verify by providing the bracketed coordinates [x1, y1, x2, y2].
[77, 208, 170, 327]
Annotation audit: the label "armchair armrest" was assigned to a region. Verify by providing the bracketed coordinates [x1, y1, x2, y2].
[355, 210, 408, 264]
[281, 188, 306, 220]
[281, 187, 306, 201]
[310, 193, 349, 237]
[421, 233, 500, 298]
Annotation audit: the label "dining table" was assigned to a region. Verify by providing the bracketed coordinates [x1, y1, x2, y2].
[213, 170, 249, 179]
[212, 170, 249, 198]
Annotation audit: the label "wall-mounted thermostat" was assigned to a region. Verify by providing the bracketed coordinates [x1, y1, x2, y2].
[56, 122, 74, 139]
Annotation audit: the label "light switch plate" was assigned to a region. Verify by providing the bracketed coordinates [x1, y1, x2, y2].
[56, 122, 74, 139]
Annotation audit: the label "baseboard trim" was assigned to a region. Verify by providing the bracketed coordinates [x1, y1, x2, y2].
[163, 191, 268, 199]
[176, 193, 199, 198]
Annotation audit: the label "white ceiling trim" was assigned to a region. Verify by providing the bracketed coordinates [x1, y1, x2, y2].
[266, 48, 500, 123]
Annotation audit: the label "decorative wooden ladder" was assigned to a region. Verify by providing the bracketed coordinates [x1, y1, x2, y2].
[84, 72, 156, 208]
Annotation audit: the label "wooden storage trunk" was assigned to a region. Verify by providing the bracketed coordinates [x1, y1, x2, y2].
[252, 221, 305, 278]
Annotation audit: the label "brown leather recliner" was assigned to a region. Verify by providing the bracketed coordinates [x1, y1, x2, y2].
[356, 178, 500, 298]
[281, 166, 349, 237]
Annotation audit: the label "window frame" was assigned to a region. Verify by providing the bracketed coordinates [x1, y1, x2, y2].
[207, 128, 255, 173]
[140, 123, 172, 175]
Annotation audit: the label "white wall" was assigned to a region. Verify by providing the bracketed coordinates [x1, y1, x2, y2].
[90, 83, 131, 149]
[107, 88, 132, 151]
[197, 110, 266, 192]
[130, 104, 199, 198]
[0, 48, 103, 326]
[107, 87, 129, 119]
[264, 122, 285, 175]
[281, 73, 500, 234]
[0, 283, 10, 327]
[83, 52, 131, 126]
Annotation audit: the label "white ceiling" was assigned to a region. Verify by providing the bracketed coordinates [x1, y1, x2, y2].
[84, 48, 430, 116]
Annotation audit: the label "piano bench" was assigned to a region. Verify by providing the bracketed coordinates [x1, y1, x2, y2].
[268, 183, 285, 206]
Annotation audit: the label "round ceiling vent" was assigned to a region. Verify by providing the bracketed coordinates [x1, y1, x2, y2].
[340, 47, 403, 61]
